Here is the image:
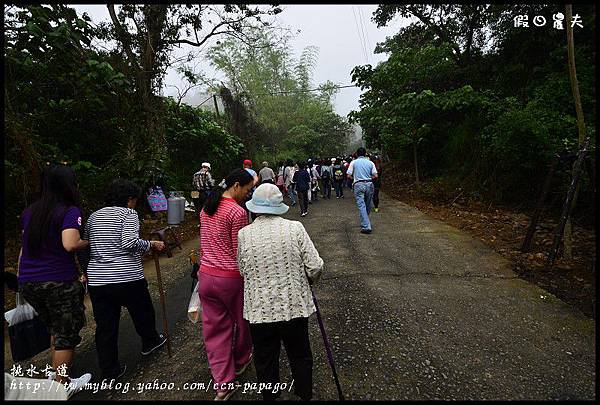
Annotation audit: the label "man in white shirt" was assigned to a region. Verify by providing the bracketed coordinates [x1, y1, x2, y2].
[258, 161, 276, 184]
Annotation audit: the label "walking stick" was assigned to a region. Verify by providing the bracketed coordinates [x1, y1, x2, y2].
[309, 283, 345, 401]
[149, 227, 182, 358]
[152, 250, 173, 358]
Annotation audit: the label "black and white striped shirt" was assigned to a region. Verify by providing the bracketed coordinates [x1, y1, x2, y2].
[84, 207, 150, 286]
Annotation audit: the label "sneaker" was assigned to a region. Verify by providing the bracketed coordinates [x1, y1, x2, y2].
[102, 364, 127, 381]
[214, 383, 239, 401]
[360, 229, 372, 234]
[374, 208, 379, 213]
[336, 196, 340, 199]
[141, 334, 167, 355]
[301, 212, 307, 217]
[64, 373, 92, 399]
[235, 353, 253, 376]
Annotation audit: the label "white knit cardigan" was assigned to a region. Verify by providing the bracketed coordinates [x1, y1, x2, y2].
[237, 215, 324, 324]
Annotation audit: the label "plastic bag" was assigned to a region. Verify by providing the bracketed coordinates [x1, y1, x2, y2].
[4, 293, 38, 326]
[5, 294, 50, 362]
[187, 281, 201, 324]
[147, 186, 168, 212]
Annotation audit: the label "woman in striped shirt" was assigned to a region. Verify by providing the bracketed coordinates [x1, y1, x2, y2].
[199, 169, 255, 400]
[84, 179, 167, 381]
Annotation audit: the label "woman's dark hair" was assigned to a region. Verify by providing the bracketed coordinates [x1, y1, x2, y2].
[104, 179, 142, 207]
[26, 165, 81, 258]
[298, 161, 307, 169]
[285, 159, 293, 167]
[203, 169, 253, 216]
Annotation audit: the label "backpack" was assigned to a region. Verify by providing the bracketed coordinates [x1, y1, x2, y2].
[334, 168, 344, 181]
[322, 168, 331, 181]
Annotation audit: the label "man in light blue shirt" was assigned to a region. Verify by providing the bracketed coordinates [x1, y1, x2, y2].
[346, 147, 378, 234]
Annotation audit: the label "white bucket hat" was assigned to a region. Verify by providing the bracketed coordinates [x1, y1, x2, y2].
[245, 183, 289, 215]
[202, 162, 211, 170]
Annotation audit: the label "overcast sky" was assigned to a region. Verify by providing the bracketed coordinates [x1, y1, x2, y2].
[70, 4, 409, 117]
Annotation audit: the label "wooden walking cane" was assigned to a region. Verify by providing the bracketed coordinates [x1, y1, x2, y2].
[308, 280, 345, 401]
[149, 227, 182, 358]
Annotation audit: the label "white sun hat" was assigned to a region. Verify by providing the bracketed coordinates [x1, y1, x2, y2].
[245, 183, 289, 215]
[202, 162, 211, 170]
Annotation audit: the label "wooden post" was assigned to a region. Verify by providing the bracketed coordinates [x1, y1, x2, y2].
[213, 94, 220, 118]
[521, 155, 560, 252]
[412, 131, 420, 190]
[545, 137, 589, 270]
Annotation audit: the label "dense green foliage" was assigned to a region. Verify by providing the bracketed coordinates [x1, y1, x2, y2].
[350, 5, 595, 217]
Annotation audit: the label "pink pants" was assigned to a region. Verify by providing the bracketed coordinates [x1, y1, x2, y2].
[198, 272, 252, 390]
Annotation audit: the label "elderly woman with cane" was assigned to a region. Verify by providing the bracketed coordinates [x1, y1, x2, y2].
[237, 183, 324, 401]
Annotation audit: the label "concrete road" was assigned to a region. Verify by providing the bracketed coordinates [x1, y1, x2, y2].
[7, 190, 595, 400]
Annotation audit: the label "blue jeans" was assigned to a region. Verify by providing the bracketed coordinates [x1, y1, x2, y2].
[287, 184, 297, 204]
[353, 182, 374, 231]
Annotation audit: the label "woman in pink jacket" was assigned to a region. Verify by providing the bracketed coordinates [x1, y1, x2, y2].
[199, 168, 255, 400]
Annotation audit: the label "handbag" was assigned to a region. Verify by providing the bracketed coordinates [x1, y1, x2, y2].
[147, 186, 168, 212]
[5, 293, 51, 362]
[187, 281, 201, 324]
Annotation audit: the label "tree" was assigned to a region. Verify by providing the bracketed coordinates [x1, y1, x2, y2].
[206, 26, 352, 161]
[562, 4, 588, 260]
[102, 4, 282, 185]
[4, 5, 134, 220]
[373, 5, 492, 67]
[350, 3, 594, 213]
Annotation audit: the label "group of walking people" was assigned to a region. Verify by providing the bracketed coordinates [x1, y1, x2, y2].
[196, 164, 324, 400]
[250, 149, 383, 233]
[13, 147, 379, 400]
[15, 160, 325, 401]
[15, 165, 168, 399]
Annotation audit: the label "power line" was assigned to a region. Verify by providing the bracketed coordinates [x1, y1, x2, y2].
[352, 6, 369, 63]
[245, 84, 358, 97]
[359, 7, 373, 61]
[352, 6, 369, 65]
[190, 84, 358, 106]
[357, 7, 371, 64]
[196, 94, 214, 106]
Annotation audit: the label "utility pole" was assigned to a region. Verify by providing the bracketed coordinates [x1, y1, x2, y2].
[213, 94, 220, 118]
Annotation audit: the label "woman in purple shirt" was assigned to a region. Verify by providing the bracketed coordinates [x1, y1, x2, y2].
[17, 165, 91, 398]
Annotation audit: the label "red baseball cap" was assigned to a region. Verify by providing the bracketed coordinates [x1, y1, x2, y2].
[243, 159, 252, 166]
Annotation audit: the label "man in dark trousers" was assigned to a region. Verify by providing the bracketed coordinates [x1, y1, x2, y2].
[293, 162, 311, 217]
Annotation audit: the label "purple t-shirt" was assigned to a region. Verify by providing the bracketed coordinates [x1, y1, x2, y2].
[18, 205, 83, 283]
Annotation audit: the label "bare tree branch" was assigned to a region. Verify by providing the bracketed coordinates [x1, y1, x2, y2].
[409, 6, 463, 63]
[107, 4, 141, 70]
